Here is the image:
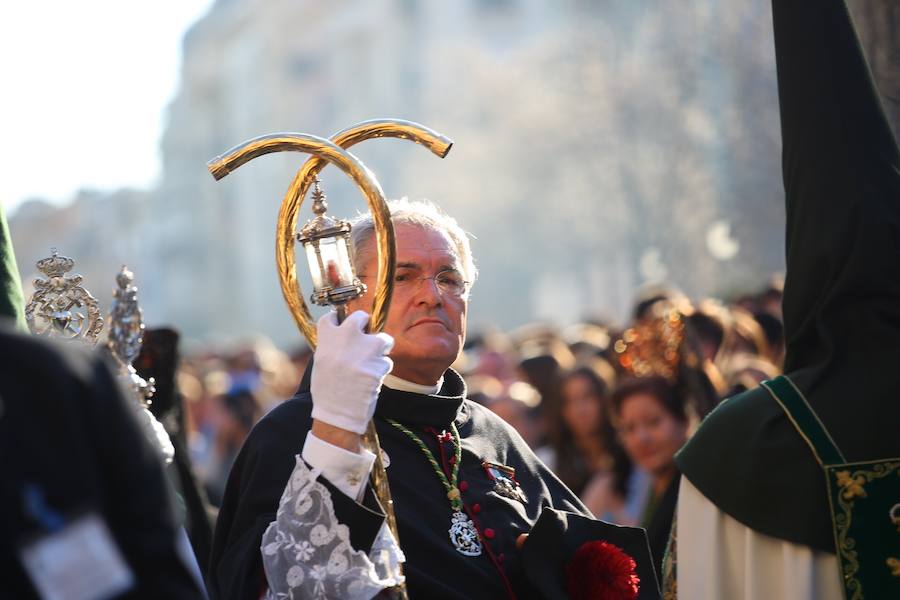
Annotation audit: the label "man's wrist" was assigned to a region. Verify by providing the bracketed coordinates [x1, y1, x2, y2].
[311, 419, 363, 453]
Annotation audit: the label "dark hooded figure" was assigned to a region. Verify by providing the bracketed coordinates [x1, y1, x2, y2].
[0, 206, 204, 598]
[670, 0, 900, 598]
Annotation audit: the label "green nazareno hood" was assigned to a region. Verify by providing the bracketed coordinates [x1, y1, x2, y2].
[0, 204, 25, 331]
[677, 0, 900, 552]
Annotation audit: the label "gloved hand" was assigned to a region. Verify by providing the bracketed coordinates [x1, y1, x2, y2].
[311, 310, 394, 435]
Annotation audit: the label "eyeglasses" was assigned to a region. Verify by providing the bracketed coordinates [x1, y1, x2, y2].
[360, 267, 469, 298]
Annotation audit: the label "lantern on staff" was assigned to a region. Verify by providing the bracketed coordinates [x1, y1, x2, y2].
[296, 179, 366, 320]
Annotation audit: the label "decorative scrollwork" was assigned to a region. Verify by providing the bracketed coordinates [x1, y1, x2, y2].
[105, 266, 172, 464]
[107, 265, 155, 407]
[108, 266, 143, 365]
[25, 248, 103, 344]
[831, 461, 900, 598]
[890, 503, 900, 533]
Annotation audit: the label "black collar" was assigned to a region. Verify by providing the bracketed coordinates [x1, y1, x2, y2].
[297, 359, 467, 427]
[376, 369, 467, 427]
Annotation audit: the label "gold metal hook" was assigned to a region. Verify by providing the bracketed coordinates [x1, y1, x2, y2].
[207, 132, 395, 347]
[275, 119, 452, 346]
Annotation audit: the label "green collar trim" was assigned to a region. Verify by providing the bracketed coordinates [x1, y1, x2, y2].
[760, 376, 846, 466]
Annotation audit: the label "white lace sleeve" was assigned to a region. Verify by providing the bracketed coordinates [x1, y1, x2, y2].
[260, 456, 405, 600]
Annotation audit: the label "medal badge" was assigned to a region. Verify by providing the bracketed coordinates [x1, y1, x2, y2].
[448, 511, 482, 556]
[483, 462, 527, 504]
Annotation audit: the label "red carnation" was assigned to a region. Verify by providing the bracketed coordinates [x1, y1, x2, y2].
[565, 540, 640, 600]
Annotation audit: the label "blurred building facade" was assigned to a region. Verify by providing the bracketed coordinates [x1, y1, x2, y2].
[9, 0, 898, 346]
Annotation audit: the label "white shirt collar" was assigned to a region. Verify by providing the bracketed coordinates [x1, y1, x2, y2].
[383, 373, 443, 395]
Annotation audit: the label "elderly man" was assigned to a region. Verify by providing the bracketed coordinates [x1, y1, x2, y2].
[209, 200, 657, 599]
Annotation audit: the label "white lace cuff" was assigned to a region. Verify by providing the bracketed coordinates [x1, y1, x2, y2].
[302, 432, 375, 502]
[261, 456, 404, 600]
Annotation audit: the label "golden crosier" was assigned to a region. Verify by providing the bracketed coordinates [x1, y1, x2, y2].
[277, 119, 452, 346]
[207, 132, 395, 347]
[276, 121, 452, 593]
[207, 121, 452, 347]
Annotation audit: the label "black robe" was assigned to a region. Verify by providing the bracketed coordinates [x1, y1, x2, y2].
[210, 367, 596, 599]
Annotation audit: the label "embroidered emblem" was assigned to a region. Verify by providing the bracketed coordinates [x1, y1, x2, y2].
[827, 460, 900, 597]
[888, 557, 900, 578]
[448, 511, 482, 556]
[835, 470, 867, 500]
[482, 462, 527, 504]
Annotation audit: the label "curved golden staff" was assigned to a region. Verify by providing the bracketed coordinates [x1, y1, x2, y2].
[277, 121, 452, 564]
[208, 133, 396, 349]
[276, 119, 452, 346]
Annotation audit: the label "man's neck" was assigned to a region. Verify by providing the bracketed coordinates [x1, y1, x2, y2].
[384, 373, 443, 395]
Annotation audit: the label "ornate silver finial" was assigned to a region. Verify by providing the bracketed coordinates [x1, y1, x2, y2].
[25, 249, 103, 343]
[107, 265, 155, 407]
[108, 265, 142, 366]
[105, 266, 172, 464]
[310, 178, 328, 216]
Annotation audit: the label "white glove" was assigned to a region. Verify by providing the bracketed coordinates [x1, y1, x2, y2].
[311, 310, 394, 434]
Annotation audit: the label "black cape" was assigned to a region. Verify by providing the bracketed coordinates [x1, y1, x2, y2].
[136, 327, 215, 579]
[210, 367, 658, 599]
[676, 0, 900, 552]
[0, 323, 203, 599]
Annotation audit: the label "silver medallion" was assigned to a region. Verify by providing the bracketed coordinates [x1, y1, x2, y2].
[448, 511, 482, 556]
[25, 249, 103, 344]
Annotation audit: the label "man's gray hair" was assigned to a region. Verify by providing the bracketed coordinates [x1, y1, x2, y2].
[350, 198, 477, 286]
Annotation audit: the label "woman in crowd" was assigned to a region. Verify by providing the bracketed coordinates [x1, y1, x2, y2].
[611, 376, 689, 580]
[548, 367, 643, 526]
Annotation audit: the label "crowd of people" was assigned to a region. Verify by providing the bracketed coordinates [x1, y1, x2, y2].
[172, 277, 784, 581]
[5, 0, 895, 596]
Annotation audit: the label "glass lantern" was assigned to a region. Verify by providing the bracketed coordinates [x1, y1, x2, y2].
[296, 180, 367, 314]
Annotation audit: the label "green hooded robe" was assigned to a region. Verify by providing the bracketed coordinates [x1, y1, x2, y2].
[676, 0, 900, 554]
[0, 204, 26, 330]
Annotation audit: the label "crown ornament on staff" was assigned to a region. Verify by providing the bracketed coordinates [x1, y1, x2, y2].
[24, 250, 173, 462]
[207, 119, 453, 599]
[25, 248, 104, 343]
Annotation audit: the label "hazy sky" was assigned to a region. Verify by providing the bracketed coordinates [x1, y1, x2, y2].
[1, 1, 214, 212]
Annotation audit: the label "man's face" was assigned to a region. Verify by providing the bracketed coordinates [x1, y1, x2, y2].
[348, 223, 468, 384]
